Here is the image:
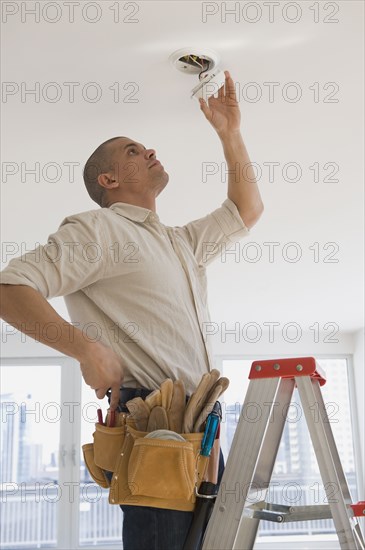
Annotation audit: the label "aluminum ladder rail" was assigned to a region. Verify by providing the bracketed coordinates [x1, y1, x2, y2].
[202, 357, 365, 550]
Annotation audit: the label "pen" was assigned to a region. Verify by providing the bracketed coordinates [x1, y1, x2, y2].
[108, 410, 116, 427]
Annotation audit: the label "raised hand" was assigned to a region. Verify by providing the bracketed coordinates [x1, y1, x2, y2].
[199, 70, 241, 137]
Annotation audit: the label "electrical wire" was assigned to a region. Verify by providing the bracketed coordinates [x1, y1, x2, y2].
[181, 55, 211, 79]
[199, 59, 211, 80]
[189, 55, 203, 69]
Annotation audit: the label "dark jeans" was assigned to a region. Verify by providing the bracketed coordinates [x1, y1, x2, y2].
[105, 387, 225, 550]
[105, 451, 224, 550]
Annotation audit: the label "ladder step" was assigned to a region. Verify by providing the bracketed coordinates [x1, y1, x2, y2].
[245, 501, 364, 523]
[351, 502, 365, 517]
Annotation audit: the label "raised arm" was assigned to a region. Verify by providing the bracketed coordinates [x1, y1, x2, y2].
[199, 70, 264, 229]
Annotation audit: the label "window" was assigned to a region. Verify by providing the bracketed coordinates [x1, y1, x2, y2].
[220, 357, 360, 544]
[1, 355, 361, 549]
[1, 364, 61, 549]
[0, 357, 123, 550]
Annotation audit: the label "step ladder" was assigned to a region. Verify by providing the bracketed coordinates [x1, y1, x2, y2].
[202, 357, 365, 550]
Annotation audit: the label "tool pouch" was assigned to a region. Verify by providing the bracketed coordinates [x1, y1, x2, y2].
[82, 443, 110, 489]
[108, 422, 220, 511]
[82, 419, 127, 489]
[93, 422, 126, 472]
[128, 428, 196, 500]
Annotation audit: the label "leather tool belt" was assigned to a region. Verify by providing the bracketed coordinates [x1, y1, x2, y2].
[82, 372, 228, 512]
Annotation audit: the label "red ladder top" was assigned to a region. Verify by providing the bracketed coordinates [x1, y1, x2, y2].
[249, 357, 326, 386]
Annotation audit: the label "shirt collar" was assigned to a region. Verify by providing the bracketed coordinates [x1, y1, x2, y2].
[108, 202, 160, 223]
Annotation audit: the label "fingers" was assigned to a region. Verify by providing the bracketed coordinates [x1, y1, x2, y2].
[199, 71, 235, 112]
[95, 387, 106, 399]
[199, 97, 211, 119]
[79, 345, 125, 411]
[94, 386, 119, 410]
[108, 385, 121, 411]
[224, 70, 237, 101]
[217, 70, 235, 102]
[218, 80, 225, 100]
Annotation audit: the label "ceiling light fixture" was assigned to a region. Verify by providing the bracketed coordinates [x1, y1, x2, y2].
[169, 47, 226, 102]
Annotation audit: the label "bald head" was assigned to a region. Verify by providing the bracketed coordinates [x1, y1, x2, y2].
[83, 136, 169, 210]
[83, 137, 125, 207]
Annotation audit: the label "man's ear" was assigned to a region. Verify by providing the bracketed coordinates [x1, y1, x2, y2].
[97, 173, 119, 190]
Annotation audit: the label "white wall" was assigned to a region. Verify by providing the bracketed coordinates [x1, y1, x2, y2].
[210, 328, 355, 357]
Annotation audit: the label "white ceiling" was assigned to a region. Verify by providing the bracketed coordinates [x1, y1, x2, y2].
[1, 1, 364, 333]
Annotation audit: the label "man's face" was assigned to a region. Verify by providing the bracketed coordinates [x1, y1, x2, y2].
[109, 137, 169, 196]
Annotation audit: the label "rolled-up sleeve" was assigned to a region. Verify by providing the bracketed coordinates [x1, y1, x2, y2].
[174, 198, 250, 266]
[0, 212, 108, 299]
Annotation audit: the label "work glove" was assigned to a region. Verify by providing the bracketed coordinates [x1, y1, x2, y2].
[167, 379, 186, 433]
[126, 371, 229, 434]
[145, 389, 162, 409]
[193, 376, 229, 432]
[147, 406, 169, 431]
[126, 379, 186, 433]
[161, 378, 174, 410]
[182, 369, 221, 433]
[126, 397, 150, 431]
[126, 380, 174, 431]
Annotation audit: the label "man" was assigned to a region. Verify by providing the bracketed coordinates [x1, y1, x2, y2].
[0, 71, 263, 549]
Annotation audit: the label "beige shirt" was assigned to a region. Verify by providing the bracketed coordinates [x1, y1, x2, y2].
[0, 198, 249, 395]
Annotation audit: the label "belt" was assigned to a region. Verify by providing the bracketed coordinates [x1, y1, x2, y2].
[106, 387, 154, 412]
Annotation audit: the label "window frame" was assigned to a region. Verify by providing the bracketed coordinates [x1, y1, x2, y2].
[0, 356, 82, 550]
